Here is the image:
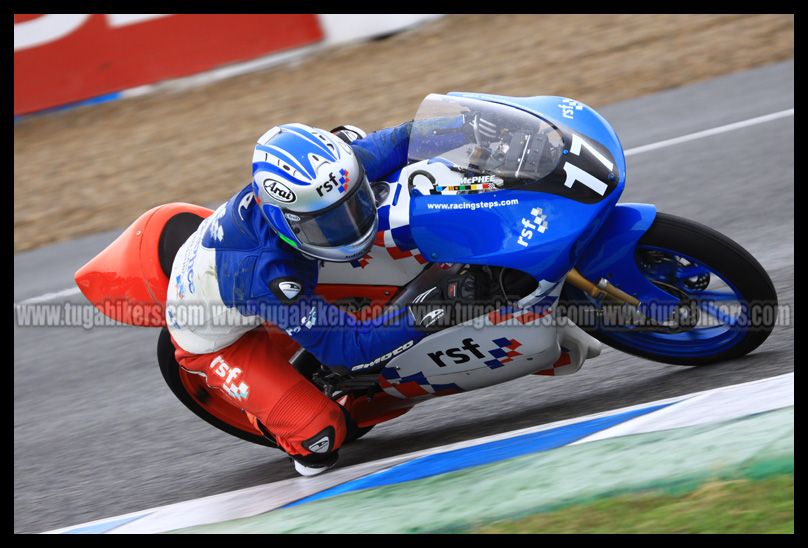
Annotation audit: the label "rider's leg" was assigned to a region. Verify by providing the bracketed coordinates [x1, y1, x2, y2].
[171, 327, 348, 473]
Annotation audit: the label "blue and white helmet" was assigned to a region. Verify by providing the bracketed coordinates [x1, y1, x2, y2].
[251, 123, 378, 262]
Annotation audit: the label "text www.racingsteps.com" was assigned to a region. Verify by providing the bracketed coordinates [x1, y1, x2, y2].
[426, 198, 519, 210]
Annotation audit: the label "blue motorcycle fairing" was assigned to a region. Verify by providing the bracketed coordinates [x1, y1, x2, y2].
[408, 186, 622, 283]
[446, 92, 627, 187]
[392, 94, 678, 321]
[573, 203, 681, 323]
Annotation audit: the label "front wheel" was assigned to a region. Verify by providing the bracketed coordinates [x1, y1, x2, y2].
[562, 213, 778, 365]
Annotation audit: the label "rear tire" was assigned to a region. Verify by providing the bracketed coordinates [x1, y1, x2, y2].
[157, 329, 376, 447]
[157, 328, 278, 447]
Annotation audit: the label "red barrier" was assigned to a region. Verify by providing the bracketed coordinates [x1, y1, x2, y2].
[14, 14, 323, 115]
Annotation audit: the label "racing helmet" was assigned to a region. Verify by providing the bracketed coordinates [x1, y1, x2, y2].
[251, 123, 378, 262]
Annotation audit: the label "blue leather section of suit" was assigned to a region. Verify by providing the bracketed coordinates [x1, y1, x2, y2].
[204, 122, 422, 367]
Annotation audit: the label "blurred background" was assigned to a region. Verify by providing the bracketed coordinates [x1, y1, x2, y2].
[14, 14, 793, 534]
[14, 14, 793, 252]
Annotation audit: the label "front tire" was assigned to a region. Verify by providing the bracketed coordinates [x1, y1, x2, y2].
[563, 213, 778, 365]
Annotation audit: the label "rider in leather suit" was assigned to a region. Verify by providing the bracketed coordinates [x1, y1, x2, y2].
[165, 121, 449, 476]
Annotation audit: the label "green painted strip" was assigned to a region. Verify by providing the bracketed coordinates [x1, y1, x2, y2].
[173, 407, 793, 534]
[278, 233, 298, 248]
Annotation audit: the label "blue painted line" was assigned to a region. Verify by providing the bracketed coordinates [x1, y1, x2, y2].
[392, 183, 402, 207]
[60, 513, 148, 534]
[15, 92, 123, 123]
[284, 402, 673, 508]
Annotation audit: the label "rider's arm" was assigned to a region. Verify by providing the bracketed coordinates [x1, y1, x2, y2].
[280, 296, 423, 369]
[241, 251, 425, 369]
[350, 121, 413, 181]
[351, 116, 473, 181]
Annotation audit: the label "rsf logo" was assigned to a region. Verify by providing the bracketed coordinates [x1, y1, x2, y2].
[517, 207, 548, 247]
[557, 98, 584, 120]
[263, 178, 296, 203]
[209, 356, 250, 401]
[315, 169, 350, 197]
[426, 337, 523, 368]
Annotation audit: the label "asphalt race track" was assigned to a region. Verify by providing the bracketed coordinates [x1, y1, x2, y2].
[14, 60, 794, 533]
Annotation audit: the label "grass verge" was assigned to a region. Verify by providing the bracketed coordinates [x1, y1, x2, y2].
[474, 474, 794, 534]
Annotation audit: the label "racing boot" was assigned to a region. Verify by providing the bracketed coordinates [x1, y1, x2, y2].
[292, 451, 339, 477]
[291, 407, 359, 477]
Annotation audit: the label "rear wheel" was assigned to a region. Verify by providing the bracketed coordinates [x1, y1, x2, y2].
[562, 213, 778, 365]
[157, 328, 277, 447]
[157, 329, 376, 447]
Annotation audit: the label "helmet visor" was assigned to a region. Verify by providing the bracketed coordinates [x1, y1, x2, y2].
[286, 175, 377, 248]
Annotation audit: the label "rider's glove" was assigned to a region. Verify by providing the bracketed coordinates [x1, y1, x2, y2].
[330, 125, 367, 144]
[408, 267, 494, 333]
[444, 266, 494, 302]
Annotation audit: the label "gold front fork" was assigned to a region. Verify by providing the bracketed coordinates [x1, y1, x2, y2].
[566, 268, 641, 307]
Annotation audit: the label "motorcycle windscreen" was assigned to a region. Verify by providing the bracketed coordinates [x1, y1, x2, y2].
[405, 94, 622, 278]
[407, 94, 619, 204]
[408, 94, 565, 188]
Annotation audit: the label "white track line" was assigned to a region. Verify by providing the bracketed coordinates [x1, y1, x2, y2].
[44, 372, 793, 534]
[624, 108, 793, 156]
[17, 107, 794, 305]
[18, 286, 82, 304]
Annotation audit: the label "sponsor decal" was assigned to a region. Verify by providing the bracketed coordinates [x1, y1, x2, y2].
[351, 340, 415, 372]
[175, 274, 186, 300]
[207, 204, 226, 242]
[435, 183, 491, 193]
[237, 193, 254, 221]
[308, 436, 331, 453]
[420, 308, 446, 328]
[517, 207, 548, 247]
[557, 97, 584, 119]
[209, 356, 250, 401]
[269, 277, 303, 304]
[302, 306, 317, 328]
[412, 287, 438, 304]
[284, 212, 301, 222]
[181, 233, 200, 295]
[303, 426, 335, 454]
[432, 175, 504, 194]
[338, 169, 350, 192]
[166, 307, 181, 330]
[426, 337, 523, 368]
[426, 198, 518, 211]
[263, 178, 296, 203]
[427, 337, 485, 367]
[278, 281, 302, 300]
[344, 247, 369, 261]
[315, 170, 349, 197]
[460, 174, 502, 186]
[286, 305, 318, 335]
[349, 253, 372, 269]
[483, 338, 523, 369]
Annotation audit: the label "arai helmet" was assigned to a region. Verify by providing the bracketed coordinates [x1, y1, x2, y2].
[251, 123, 377, 262]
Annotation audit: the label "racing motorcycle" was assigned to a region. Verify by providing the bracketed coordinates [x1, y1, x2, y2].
[74, 92, 778, 448]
